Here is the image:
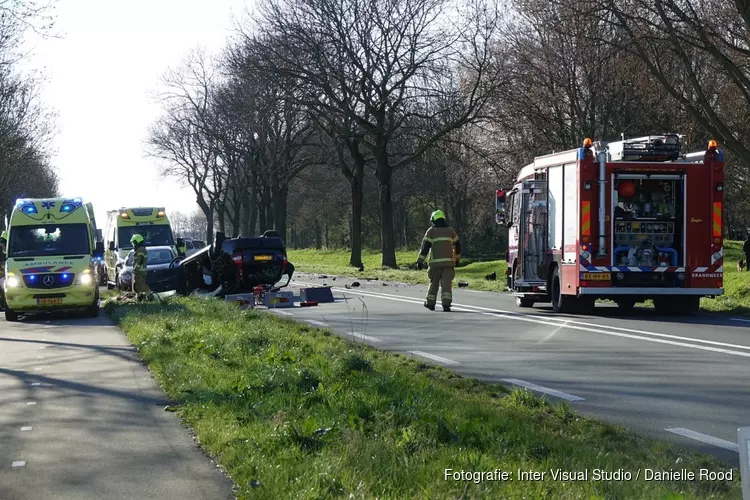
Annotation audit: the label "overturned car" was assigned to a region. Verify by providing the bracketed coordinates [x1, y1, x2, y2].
[173, 232, 294, 297]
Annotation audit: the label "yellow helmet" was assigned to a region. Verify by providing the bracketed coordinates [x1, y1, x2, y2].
[430, 210, 446, 222]
[130, 234, 144, 245]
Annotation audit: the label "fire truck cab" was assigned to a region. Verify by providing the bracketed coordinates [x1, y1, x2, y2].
[495, 134, 724, 315]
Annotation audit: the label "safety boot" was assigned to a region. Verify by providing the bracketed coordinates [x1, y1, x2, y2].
[442, 303, 451, 312]
[424, 301, 435, 311]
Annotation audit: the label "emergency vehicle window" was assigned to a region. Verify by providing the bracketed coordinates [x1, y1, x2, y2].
[118, 226, 175, 248]
[613, 178, 683, 267]
[9, 224, 91, 258]
[511, 190, 521, 227]
[125, 251, 134, 266]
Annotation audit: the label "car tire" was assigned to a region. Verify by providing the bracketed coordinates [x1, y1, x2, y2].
[5, 309, 19, 322]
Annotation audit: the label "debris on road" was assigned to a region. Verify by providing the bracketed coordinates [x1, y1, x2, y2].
[351, 281, 361, 287]
[458, 281, 469, 288]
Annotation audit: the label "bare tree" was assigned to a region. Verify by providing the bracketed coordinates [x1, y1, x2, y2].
[146, 48, 224, 244]
[244, 0, 510, 267]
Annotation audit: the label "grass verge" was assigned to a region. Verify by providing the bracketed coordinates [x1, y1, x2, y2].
[289, 240, 750, 315]
[106, 297, 740, 499]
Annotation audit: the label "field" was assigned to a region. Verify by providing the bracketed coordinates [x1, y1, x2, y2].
[288, 240, 750, 315]
[105, 298, 741, 499]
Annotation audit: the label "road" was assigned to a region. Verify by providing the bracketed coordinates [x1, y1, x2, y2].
[278, 272, 750, 466]
[0, 301, 235, 500]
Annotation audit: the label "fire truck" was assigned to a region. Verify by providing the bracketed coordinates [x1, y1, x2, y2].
[494, 134, 724, 314]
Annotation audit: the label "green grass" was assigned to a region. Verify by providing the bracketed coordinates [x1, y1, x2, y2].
[289, 241, 750, 315]
[288, 248, 508, 292]
[105, 297, 740, 499]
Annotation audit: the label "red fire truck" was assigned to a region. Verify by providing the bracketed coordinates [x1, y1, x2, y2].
[495, 134, 724, 314]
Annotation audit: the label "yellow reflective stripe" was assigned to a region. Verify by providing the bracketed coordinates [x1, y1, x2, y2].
[713, 202, 722, 237]
[582, 201, 591, 236]
[430, 258, 454, 263]
[431, 237, 453, 242]
[424, 237, 434, 243]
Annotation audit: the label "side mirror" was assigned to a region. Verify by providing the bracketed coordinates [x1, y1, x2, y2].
[108, 241, 115, 251]
[495, 189, 507, 226]
[95, 241, 104, 257]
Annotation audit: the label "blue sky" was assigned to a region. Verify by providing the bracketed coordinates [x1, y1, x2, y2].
[18, 0, 249, 226]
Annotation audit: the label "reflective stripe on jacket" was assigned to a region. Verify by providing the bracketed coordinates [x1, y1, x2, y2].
[417, 224, 461, 269]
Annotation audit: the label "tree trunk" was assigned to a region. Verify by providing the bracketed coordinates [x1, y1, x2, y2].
[340, 138, 366, 267]
[264, 182, 273, 231]
[374, 150, 397, 268]
[314, 220, 323, 249]
[196, 197, 215, 245]
[258, 186, 267, 232]
[217, 203, 226, 233]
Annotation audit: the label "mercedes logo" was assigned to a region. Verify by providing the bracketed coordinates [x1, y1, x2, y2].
[43, 276, 55, 287]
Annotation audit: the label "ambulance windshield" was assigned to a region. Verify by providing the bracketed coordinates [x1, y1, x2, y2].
[9, 224, 91, 257]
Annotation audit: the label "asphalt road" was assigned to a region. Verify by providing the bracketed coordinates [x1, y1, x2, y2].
[0, 299, 235, 500]
[278, 272, 750, 466]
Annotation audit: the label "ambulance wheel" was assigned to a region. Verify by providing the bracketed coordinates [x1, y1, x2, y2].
[550, 267, 575, 313]
[5, 309, 19, 322]
[516, 297, 534, 308]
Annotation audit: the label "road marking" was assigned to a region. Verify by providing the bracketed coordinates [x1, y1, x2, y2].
[39, 346, 46, 349]
[34, 367, 42, 371]
[348, 332, 382, 342]
[30, 383, 40, 386]
[12, 461, 26, 467]
[271, 310, 292, 316]
[294, 281, 750, 359]
[502, 378, 585, 401]
[37, 356, 44, 359]
[730, 318, 750, 323]
[666, 428, 739, 452]
[408, 350, 459, 365]
[26, 401, 36, 405]
[21, 426, 32, 431]
[305, 320, 328, 328]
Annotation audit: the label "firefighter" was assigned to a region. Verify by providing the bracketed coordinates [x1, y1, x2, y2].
[130, 234, 151, 301]
[744, 235, 750, 272]
[176, 238, 187, 257]
[416, 210, 462, 312]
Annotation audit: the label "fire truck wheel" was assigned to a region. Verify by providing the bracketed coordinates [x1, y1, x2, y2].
[576, 297, 595, 314]
[653, 296, 681, 315]
[516, 296, 534, 308]
[683, 296, 700, 315]
[550, 267, 575, 313]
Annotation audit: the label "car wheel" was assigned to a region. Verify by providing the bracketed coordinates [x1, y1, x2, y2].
[5, 309, 19, 322]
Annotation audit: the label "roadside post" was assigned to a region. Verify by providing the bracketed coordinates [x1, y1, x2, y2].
[739, 427, 750, 499]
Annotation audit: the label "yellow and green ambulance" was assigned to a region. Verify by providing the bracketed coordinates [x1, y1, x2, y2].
[103, 207, 176, 287]
[4, 198, 104, 321]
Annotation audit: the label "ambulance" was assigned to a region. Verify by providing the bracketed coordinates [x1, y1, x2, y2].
[4, 198, 104, 321]
[103, 207, 177, 288]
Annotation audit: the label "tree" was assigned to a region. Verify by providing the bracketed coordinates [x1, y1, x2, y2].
[245, 0, 510, 267]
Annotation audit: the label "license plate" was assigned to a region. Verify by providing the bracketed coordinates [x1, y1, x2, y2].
[254, 255, 272, 261]
[582, 273, 611, 281]
[38, 298, 63, 305]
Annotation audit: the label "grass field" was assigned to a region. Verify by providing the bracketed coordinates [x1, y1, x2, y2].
[105, 297, 740, 499]
[288, 240, 750, 315]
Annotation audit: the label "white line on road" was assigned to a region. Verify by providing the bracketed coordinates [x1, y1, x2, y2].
[408, 350, 459, 365]
[20, 426, 32, 431]
[294, 281, 750, 358]
[30, 383, 40, 386]
[730, 318, 750, 323]
[37, 356, 44, 359]
[26, 401, 36, 406]
[666, 428, 739, 452]
[502, 378, 585, 402]
[348, 332, 382, 342]
[12, 461, 26, 467]
[33, 367, 42, 371]
[270, 310, 292, 316]
[305, 320, 328, 328]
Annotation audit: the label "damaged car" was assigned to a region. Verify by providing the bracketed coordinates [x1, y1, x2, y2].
[174, 232, 294, 297]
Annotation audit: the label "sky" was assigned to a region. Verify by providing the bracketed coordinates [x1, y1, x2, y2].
[18, 0, 249, 228]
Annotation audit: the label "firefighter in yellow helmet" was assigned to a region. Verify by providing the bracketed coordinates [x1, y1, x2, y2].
[416, 210, 462, 311]
[130, 234, 151, 301]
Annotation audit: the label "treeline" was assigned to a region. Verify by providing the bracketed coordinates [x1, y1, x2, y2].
[0, 1, 59, 226]
[149, 0, 750, 267]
